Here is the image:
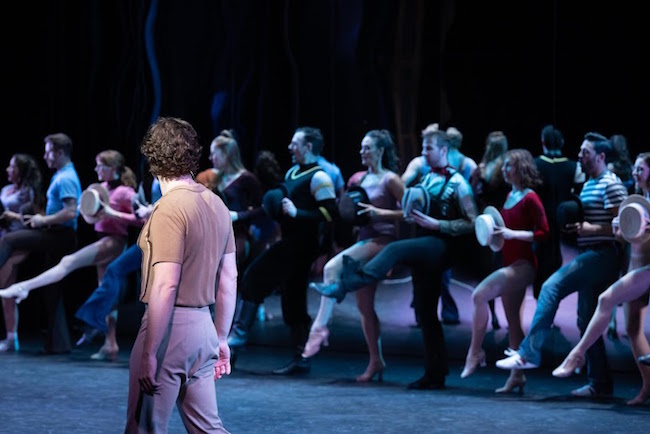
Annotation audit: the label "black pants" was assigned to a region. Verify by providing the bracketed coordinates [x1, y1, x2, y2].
[344, 234, 466, 379]
[240, 235, 320, 351]
[0, 226, 77, 352]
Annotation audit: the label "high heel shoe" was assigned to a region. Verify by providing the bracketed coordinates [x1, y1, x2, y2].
[495, 372, 526, 394]
[0, 284, 29, 304]
[90, 345, 119, 362]
[356, 360, 386, 383]
[552, 352, 585, 378]
[301, 326, 330, 358]
[460, 350, 486, 378]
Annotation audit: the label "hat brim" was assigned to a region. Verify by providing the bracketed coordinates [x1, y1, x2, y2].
[475, 214, 495, 247]
[618, 194, 650, 243]
[80, 183, 110, 217]
[483, 206, 505, 252]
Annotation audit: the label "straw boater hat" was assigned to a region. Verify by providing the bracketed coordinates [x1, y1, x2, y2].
[617, 194, 650, 243]
[475, 205, 505, 252]
[79, 183, 110, 217]
[401, 185, 431, 218]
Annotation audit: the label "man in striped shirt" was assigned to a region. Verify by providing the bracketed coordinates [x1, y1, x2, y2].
[497, 132, 628, 398]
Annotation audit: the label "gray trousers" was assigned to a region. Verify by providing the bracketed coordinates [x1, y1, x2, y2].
[125, 306, 229, 434]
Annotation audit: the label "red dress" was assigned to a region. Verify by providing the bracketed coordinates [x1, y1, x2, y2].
[500, 191, 549, 269]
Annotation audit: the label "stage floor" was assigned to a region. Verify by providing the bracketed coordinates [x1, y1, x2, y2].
[1, 271, 648, 433]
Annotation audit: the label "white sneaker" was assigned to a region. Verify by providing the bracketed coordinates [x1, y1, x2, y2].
[496, 353, 539, 370]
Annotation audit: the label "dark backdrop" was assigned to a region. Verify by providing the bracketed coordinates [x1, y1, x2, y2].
[2, 0, 648, 333]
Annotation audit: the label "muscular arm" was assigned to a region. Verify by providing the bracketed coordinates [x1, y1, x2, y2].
[438, 182, 478, 235]
[139, 261, 180, 394]
[213, 251, 237, 379]
[25, 197, 77, 228]
[401, 156, 424, 187]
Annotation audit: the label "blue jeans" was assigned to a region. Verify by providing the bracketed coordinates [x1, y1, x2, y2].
[518, 243, 622, 389]
[75, 244, 142, 333]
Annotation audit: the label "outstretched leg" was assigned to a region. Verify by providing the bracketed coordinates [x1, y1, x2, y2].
[7, 235, 126, 297]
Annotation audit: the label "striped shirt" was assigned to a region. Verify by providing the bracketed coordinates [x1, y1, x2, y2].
[578, 170, 627, 247]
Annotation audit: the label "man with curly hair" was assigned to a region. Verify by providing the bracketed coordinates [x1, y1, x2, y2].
[125, 117, 236, 433]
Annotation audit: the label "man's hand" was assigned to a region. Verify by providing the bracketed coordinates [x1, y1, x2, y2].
[411, 209, 440, 231]
[23, 213, 46, 228]
[564, 221, 599, 237]
[136, 204, 154, 220]
[138, 353, 161, 395]
[281, 198, 298, 218]
[214, 342, 232, 380]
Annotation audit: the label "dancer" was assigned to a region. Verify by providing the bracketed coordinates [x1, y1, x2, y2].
[227, 126, 337, 376]
[208, 130, 263, 272]
[313, 128, 478, 390]
[0, 154, 43, 352]
[553, 152, 650, 406]
[0, 133, 81, 353]
[0, 151, 138, 322]
[533, 125, 583, 299]
[461, 149, 549, 394]
[125, 116, 236, 433]
[496, 132, 628, 398]
[74, 173, 160, 360]
[303, 129, 404, 382]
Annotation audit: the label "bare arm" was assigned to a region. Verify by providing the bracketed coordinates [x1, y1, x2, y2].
[357, 172, 405, 220]
[24, 197, 77, 228]
[138, 261, 180, 395]
[213, 251, 237, 379]
[401, 156, 424, 187]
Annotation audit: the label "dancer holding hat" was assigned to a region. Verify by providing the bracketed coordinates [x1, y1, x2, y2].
[461, 149, 549, 395]
[553, 152, 650, 405]
[0, 150, 139, 308]
[496, 132, 628, 399]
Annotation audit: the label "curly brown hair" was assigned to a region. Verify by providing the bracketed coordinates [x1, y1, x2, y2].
[504, 149, 542, 190]
[140, 117, 202, 179]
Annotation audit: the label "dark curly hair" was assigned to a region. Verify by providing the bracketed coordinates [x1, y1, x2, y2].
[504, 149, 542, 190]
[255, 150, 283, 191]
[364, 129, 400, 173]
[140, 117, 202, 179]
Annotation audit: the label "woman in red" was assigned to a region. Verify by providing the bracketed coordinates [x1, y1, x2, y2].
[461, 149, 549, 393]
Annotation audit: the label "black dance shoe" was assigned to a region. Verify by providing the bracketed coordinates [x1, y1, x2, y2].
[406, 375, 446, 390]
[272, 356, 311, 375]
[309, 282, 347, 303]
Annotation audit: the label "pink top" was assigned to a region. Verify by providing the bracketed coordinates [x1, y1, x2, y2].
[348, 170, 400, 240]
[94, 182, 136, 236]
[500, 191, 549, 269]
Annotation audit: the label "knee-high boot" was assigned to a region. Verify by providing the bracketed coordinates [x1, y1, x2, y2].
[227, 300, 259, 347]
[340, 255, 376, 293]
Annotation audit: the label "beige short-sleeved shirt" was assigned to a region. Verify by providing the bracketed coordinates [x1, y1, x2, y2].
[138, 183, 235, 306]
